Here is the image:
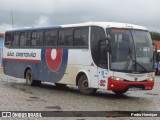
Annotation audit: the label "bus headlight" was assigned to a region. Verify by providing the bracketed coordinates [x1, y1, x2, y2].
[111, 76, 124, 81]
[147, 77, 154, 81]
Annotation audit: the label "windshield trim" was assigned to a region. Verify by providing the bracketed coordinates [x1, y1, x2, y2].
[109, 68, 154, 73]
[106, 27, 149, 32]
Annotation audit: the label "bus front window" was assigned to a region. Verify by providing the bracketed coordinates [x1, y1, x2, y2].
[107, 28, 154, 73]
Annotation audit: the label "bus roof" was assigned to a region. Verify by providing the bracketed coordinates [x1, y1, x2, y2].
[5, 22, 148, 32]
[61, 22, 148, 30]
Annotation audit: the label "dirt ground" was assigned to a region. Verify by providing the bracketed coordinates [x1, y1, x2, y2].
[0, 68, 160, 120]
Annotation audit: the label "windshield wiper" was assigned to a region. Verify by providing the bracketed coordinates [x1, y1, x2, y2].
[133, 60, 148, 72]
[125, 48, 148, 72]
[125, 48, 135, 71]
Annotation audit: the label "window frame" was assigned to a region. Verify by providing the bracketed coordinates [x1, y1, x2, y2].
[90, 26, 107, 69]
[5, 32, 13, 48]
[4, 26, 90, 49]
[44, 29, 58, 48]
[57, 28, 74, 48]
[73, 27, 89, 48]
[12, 32, 20, 48]
[19, 31, 31, 48]
[30, 30, 44, 48]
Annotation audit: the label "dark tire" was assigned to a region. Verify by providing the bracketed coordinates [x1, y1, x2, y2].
[112, 89, 128, 95]
[78, 75, 97, 95]
[55, 83, 66, 88]
[25, 69, 41, 86]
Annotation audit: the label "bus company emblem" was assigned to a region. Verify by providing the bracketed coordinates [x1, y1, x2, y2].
[100, 80, 106, 86]
[45, 49, 62, 72]
[134, 77, 138, 81]
[41, 48, 68, 82]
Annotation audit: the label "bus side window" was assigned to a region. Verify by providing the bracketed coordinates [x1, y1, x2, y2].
[44, 30, 57, 47]
[12, 32, 20, 47]
[5, 33, 12, 47]
[58, 29, 73, 47]
[31, 31, 43, 47]
[20, 32, 30, 47]
[73, 27, 89, 47]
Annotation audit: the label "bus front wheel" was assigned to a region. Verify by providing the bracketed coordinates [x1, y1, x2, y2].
[78, 75, 97, 95]
[25, 69, 41, 86]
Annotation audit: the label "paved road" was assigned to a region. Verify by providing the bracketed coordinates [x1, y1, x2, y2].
[0, 68, 160, 120]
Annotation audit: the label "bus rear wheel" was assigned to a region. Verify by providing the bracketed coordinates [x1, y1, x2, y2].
[78, 75, 97, 95]
[25, 69, 41, 86]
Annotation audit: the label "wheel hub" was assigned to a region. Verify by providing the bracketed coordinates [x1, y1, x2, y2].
[82, 80, 89, 89]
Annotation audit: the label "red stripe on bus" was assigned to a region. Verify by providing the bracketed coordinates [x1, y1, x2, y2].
[3, 58, 41, 63]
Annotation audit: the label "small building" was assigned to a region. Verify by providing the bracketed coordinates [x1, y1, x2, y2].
[0, 33, 4, 67]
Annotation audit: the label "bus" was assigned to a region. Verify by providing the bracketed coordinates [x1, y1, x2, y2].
[3, 22, 155, 95]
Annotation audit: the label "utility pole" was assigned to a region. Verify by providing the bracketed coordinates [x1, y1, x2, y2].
[11, 9, 14, 28]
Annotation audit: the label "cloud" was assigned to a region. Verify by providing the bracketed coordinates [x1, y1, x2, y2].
[0, 0, 160, 32]
[0, 23, 12, 33]
[0, 0, 54, 14]
[35, 16, 50, 26]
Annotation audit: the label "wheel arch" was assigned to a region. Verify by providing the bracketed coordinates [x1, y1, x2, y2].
[76, 70, 89, 86]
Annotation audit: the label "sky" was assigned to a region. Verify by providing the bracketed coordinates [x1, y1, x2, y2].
[0, 0, 160, 33]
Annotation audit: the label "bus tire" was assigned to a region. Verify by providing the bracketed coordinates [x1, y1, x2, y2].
[25, 69, 41, 86]
[55, 83, 66, 88]
[112, 89, 128, 95]
[78, 75, 97, 95]
[26, 69, 34, 86]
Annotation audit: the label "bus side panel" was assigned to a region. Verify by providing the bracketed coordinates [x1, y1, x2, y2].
[38, 48, 69, 83]
[58, 49, 99, 88]
[3, 48, 68, 83]
[3, 60, 16, 77]
[3, 48, 41, 80]
[3, 60, 38, 80]
[37, 62, 52, 82]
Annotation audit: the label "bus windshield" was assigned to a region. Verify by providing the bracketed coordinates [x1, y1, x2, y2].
[107, 28, 154, 73]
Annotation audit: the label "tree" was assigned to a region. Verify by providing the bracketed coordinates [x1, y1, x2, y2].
[150, 31, 160, 40]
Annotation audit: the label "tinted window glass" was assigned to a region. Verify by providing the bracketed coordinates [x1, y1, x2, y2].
[12, 32, 20, 46]
[5, 33, 12, 47]
[58, 29, 73, 47]
[91, 26, 106, 68]
[31, 31, 43, 46]
[99, 40, 108, 68]
[44, 30, 57, 46]
[20, 32, 30, 47]
[74, 28, 89, 47]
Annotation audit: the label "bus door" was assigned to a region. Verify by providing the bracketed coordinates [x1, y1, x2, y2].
[98, 40, 108, 89]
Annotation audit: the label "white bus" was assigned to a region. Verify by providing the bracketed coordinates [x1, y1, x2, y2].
[3, 22, 154, 95]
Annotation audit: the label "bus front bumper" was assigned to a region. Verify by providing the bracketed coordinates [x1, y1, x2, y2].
[107, 78, 154, 91]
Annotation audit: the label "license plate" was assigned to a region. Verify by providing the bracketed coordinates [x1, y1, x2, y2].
[128, 87, 143, 91]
